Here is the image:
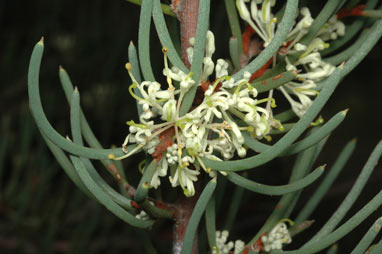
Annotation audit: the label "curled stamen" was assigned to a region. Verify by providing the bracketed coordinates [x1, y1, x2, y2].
[126, 120, 148, 129]
[310, 116, 324, 126]
[244, 101, 257, 112]
[138, 159, 146, 173]
[128, 83, 145, 101]
[205, 75, 231, 97]
[234, 80, 254, 94]
[279, 218, 295, 226]
[256, 98, 277, 108]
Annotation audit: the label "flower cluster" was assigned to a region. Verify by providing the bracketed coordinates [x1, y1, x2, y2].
[261, 222, 292, 251]
[118, 31, 282, 196]
[236, 0, 345, 117]
[116, 1, 347, 197]
[213, 230, 245, 254]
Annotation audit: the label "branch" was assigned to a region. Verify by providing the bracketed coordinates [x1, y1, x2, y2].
[171, 0, 200, 68]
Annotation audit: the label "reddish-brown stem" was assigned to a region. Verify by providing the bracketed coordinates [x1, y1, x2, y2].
[170, 1, 200, 252]
[172, 193, 199, 254]
[171, 0, 200, 68]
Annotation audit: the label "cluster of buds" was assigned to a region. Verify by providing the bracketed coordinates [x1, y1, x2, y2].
[115, 31, 283, 196]
[260, 222, 292, 252]
[251, 221, 293, 252]
[237, 0, 345, 117]
[213, 230, 245, 254]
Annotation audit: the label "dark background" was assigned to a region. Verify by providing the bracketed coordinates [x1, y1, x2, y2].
[0, 0, 381, 253]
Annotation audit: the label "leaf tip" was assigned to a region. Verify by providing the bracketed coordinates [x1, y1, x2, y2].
[129, 41, 136, 50]
[38, 36, 44, 45]
[341, 108, 349, 115]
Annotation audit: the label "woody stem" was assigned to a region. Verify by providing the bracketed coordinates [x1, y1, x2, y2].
[171, 0, 200, 253]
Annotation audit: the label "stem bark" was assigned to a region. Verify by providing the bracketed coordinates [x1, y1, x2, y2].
[170, 1, 200, 253]
[172, 0, 200, 68]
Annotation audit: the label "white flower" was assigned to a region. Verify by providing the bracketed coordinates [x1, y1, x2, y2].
[298, 61, 335, 81]
[201, 57, 215, 81]
[215, 59, 229, 78]
[145, 138, 160, 155]
[135, 210, 150, 220]
[186, 47, 193, 64]
[235, 1, 343, 120]
[169, 164, 200, 197]
[254, 117, 271, 137]
[162, 99, 177, 122]
[166, 144, 179, 164]
[163, 66, 195, 93]
[282, 41, 335, 118]
[164, 66, 183, 81]
[236, 0, 252, 23]
[234, 240, 245, 254]
[150, 157, 168, 189]
[142, 81, 171, 102]
[292, 43, 307, 52]
[180, 74, 195, 92]
[259, 0, 276, 24]
[285, 7, 314, 47]
[261, 222, 292, 252]
[318, 15, 345, 41]
[215, 230, 234, 254]
[237, 0, 277, 46]
[206, 30, 216, 58]
[213, 230, 245, 254]
[280, 86, 312, 118]
[119, 30, 280, 195]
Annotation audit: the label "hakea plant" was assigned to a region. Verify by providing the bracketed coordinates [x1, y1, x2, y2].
[27, 0, 382, 253]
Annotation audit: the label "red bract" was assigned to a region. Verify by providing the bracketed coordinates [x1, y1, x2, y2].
[251, 232, 267, 253]
[249, 57, 273, 82]
[242, 25, 256, 55]
[337, 4, 366, 19]
[152, 127, 175, 161]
